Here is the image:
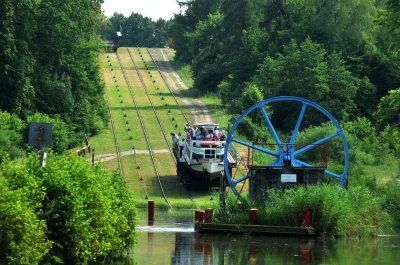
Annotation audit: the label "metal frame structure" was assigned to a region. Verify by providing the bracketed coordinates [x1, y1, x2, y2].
[223, 96, 349, 199]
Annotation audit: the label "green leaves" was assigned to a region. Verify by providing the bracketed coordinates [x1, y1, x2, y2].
[0, 157, 50, 265]
[374, 88, 400, 130]
[0, 154, 137, 264]
[0, 111, 25, 159]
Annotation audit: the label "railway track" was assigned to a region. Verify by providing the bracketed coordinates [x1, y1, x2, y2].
[112, 47, 203, 208]
[101, 71, 123, 175]
[115, 50, 173, 208]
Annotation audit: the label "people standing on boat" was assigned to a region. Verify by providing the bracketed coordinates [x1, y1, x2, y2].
[200, 126, 206, 139]
[213, 133, 219, 141]
[213, 127, 219, 136]
[213, 127, 220, 141]
[192, 126, 197, 139]
[179, 139, 185, 157]
[172, 133, 179, 141]
[206, 131, 212, 140]
[195, 129, 201, 140]
[220, 129, 226, 141]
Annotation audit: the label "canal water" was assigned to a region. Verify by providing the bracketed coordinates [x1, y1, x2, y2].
[118, 209, 400, 265]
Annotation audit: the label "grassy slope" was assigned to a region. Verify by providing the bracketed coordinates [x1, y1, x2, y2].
[92, 48, 220, 209]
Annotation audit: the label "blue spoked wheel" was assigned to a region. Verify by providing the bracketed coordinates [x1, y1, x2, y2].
[223, 96, 349, 200]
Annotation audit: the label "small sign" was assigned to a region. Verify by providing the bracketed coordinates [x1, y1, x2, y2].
[28, 123, 53, 147]
[281, 174, 297, 183]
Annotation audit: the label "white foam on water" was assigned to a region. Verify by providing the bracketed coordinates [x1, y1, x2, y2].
[137, 226, 194, 233]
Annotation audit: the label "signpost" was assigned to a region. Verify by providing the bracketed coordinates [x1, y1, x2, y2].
[28, 123, 53, 167]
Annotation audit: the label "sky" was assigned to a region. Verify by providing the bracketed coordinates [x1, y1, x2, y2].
[102, 0, 183, 21]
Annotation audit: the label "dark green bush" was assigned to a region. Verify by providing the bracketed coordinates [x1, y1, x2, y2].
[0, 155, 138, 264]
[214, 184, 393, 237]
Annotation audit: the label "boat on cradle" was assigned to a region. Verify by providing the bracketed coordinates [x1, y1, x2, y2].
[172, 123, 237, 190]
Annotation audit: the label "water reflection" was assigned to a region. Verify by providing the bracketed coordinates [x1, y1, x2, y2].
[128, 210, 400, 265]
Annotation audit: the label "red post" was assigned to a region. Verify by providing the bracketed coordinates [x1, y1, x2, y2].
[148, 200, 155, 221]
[302, 210, 310, 227]
[249, 209, 258, 225]
[195, 210, 202, 222]
[198, 211, 205, 222]
[204, 208, 213, 223]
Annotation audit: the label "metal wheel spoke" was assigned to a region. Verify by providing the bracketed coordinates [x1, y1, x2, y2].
[325, 170, 342, 180]
[260, 107, 281, 145]
[293, 159, 313, 167]
[290, 103, 307, 144]
[294, 132, 339, 157]
[232, 137, 279, 157]
[231, 175, 249, 185]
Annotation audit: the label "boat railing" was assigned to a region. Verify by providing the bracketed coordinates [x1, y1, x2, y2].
[228, 143, 237, 164]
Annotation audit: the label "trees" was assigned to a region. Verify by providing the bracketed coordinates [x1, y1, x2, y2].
[0, 0, 36, 116]
[252, 39, 358, 129]
[102, 12, 171, 48]
[0, 0, 107, 138]
[32, 0, 108, 135]
[374, 88, 400, 131]
[0, 155, 138, 264]
[0, 111, 25, 159]
[170, 0, 222, 62]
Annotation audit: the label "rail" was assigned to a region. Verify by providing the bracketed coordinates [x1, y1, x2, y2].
[100, 70, 123, 175]
[116, 49, 172, 208]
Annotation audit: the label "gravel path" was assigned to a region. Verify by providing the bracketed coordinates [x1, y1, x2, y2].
[93, 149, 170, 162]
[149, 48, 213, 124]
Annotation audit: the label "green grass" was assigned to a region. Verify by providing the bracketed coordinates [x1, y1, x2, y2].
[94, 49, 220, 209]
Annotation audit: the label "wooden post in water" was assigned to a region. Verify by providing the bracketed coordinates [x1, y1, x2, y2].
[148, 200, 155, 221]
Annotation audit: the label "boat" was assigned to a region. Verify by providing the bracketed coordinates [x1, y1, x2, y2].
[172, 123, 237, 190]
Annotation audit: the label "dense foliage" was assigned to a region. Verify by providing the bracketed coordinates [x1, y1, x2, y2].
[0, 0, 108, 154]
[101, 12, 171, 48]
[170, 0, 400, 136]
[169, 1, 400, 234]
[214, 184, 393, 237]
[0, 155, 137, 264]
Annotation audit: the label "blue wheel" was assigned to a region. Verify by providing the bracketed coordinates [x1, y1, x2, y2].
[223, 96, 349, 200]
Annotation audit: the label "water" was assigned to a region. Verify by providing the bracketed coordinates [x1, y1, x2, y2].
[119, 210, 400, 265]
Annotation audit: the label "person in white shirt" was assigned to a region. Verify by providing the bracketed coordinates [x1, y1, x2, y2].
[192, 126, 197, 139]
[213, 127, 219, 135]
[179, 139, 185, 157]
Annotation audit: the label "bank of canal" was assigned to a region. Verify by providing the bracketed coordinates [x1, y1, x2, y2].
[121, 210, 400, 265]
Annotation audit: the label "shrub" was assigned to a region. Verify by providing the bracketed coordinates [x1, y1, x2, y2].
[214, 184, 393, 237]
[0, 111, 25, 159]
[0, 154, 138, 264]
[39, 155, 138, 263]
[0, 158, 51, 265]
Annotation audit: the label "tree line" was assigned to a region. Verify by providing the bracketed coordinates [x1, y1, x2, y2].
[100, 12, 171, 48]
[169, 0, 400, 143]
[0, 0, 107, 155]
[1, 1, 138, 264]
